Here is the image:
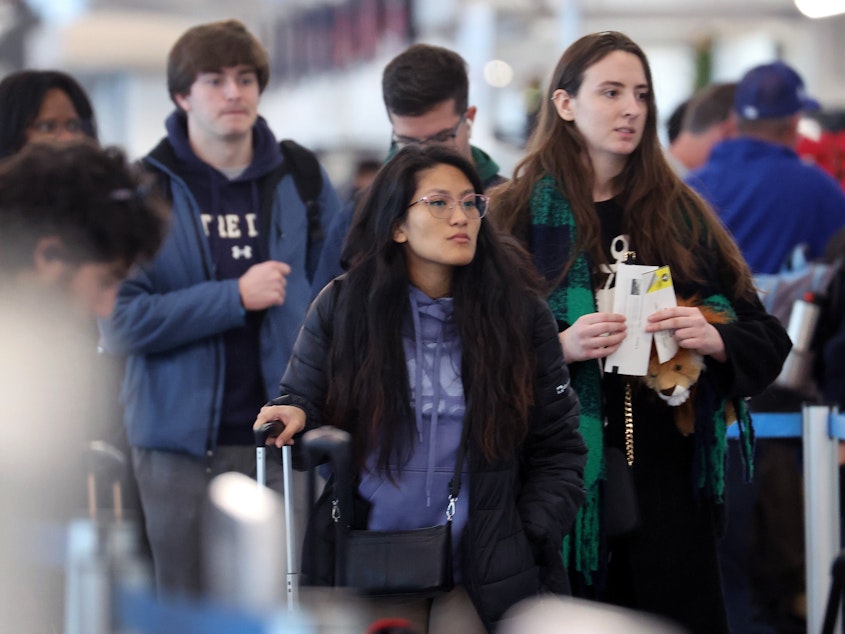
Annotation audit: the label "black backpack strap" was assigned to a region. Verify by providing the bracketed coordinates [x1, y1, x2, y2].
[139, 157, 172, 203]
[138, 138, 181, 202]
[279, 139, 325, 245]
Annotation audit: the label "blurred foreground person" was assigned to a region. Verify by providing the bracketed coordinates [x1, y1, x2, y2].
[498, 596, 687, 634]
[0, 140, 167, 631]
[0, 140, 166, 315]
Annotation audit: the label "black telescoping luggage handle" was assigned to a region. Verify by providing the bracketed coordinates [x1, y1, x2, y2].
[302, 426, 352, 466]
[85, 440, 128, 521]
[254, 420, 286, 490]
[301, 426, 354, 524]
[254, 419, 286, 448]
[300, 426, 354, 586]
[253, 419, 299, 609]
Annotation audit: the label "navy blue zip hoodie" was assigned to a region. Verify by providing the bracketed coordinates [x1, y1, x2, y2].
[166, 112, 283, 444]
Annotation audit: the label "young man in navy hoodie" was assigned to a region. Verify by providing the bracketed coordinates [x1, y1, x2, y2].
[106, 19, 340, 597]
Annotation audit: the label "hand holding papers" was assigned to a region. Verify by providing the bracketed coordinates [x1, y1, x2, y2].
[604, 265, 678, 376]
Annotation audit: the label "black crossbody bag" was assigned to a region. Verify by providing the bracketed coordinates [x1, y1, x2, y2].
[307, 422, 469, 598]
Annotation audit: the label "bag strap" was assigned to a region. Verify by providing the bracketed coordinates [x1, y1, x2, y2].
[279, 139, 325, 283]
[279, 139, 325, 245]
[446, 420, 471, 521]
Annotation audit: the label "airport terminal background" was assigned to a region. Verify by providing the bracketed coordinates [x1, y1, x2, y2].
[4, 1, 845, 632]
[6, 0, 845, 187]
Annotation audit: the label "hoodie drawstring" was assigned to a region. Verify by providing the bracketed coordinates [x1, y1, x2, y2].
[409, 292, 445, 508]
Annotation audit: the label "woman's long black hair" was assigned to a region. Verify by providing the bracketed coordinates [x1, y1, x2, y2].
[327, 145, 544, 474]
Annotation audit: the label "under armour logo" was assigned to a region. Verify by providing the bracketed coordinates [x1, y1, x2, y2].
[556, 382, 569, 395]
[231, 245, 253, 260]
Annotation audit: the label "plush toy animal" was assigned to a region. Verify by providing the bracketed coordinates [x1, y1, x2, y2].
[643, 301, 736, 435]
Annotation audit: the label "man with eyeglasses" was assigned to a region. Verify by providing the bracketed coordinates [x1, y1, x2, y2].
[311, 43, 506, 294]
[391, 112, 467, 149]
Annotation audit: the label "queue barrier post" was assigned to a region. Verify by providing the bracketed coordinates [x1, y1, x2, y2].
[804, 405, 842, 634]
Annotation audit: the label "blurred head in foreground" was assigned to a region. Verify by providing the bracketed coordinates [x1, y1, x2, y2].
[499, 596, 688, 634]
[0, 140, 168, 317]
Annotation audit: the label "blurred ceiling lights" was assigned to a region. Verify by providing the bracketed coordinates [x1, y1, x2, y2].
[794, 0, 845, 17]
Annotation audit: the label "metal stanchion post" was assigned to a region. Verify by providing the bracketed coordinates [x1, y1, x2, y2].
[803, 404, 841, 633]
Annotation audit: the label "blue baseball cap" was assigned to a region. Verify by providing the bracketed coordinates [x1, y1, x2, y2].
[734, 61, 820, 120]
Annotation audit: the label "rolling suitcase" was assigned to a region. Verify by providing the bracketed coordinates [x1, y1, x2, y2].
[254, 421, 300, 610]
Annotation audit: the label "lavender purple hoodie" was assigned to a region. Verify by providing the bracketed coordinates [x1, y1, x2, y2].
[357, 285, 470, 578]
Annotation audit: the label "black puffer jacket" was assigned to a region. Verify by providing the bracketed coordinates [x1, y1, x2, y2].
[276, 277, 586, 630]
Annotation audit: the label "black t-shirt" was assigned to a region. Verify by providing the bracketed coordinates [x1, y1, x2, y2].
[594, 198, 630, 450]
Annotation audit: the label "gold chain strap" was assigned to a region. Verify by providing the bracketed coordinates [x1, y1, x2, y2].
[624, 381, 634, 466]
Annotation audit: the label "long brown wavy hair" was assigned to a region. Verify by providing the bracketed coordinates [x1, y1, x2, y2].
[491, 31, 755, 301]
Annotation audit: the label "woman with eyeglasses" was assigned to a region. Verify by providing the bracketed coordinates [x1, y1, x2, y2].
[254, 145, 586, 633]
[0, 69, 97, 159]
[491, 32, 790, 634]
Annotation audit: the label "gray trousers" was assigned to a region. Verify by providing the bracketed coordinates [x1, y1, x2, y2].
[132, 445, 311, 598]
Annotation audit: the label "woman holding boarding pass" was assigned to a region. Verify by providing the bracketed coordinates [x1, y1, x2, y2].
[490, 31, 791, 634]
[254, 145, 586, 633]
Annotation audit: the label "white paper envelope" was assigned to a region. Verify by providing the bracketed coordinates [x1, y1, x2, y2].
[604, 263, 658, 376]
